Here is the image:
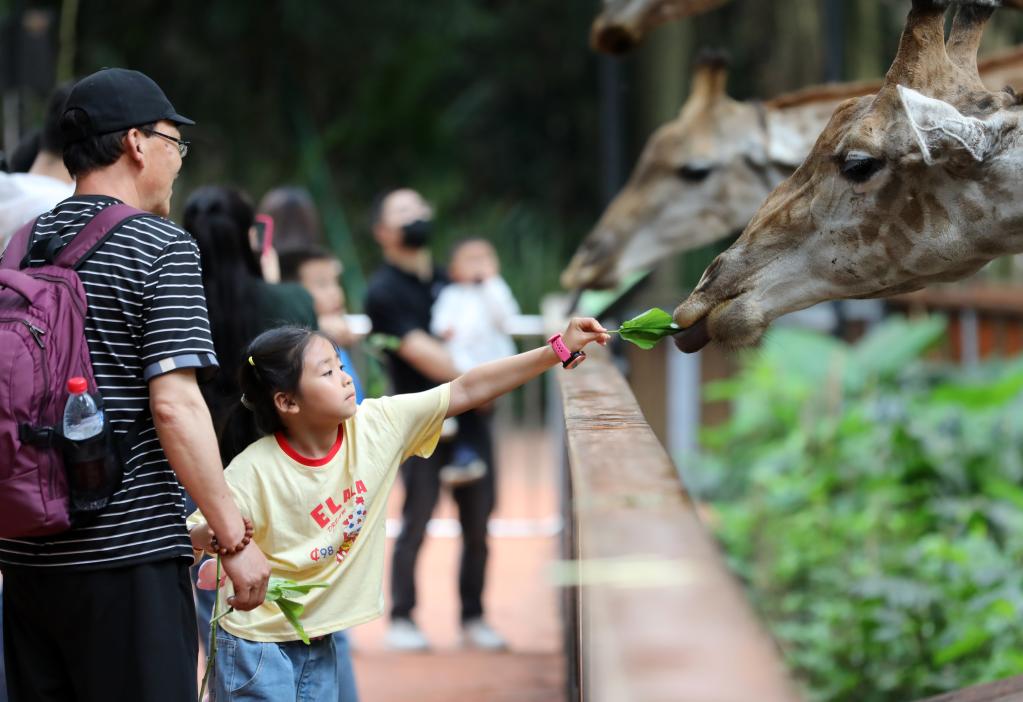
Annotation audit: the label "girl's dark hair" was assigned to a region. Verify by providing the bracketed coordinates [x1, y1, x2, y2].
[220, 326, 330, 461]
[183, 185, 265, 460]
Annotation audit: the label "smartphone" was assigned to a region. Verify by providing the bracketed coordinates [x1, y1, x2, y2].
[252, 214, 274, 256]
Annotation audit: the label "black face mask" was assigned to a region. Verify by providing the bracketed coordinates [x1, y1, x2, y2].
[401, 219, 432, 248]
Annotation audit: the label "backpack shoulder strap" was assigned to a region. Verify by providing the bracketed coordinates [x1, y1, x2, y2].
[0, 218, 39, 271]
[54, 203, 150, 270]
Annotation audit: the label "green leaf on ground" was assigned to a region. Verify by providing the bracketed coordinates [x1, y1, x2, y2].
[608, 307, 679, 349]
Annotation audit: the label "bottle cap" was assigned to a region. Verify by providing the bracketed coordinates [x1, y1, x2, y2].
[67, 377, 88, 394]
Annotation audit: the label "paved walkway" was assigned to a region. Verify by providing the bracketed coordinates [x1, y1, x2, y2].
[348, 428, 565, 702]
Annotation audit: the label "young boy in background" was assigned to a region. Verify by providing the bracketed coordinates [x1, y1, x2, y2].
[280, 246, 363, 402]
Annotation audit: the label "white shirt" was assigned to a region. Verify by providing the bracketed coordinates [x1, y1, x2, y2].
[430, 276, 520, 373]
[0, 172, 74, 251]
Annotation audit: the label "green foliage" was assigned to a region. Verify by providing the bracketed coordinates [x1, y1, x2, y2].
[59, 0, 601, 314]
[609, 307, 679, 349]
[265, 577, 329, 645]
[693, 317, 1023, 701]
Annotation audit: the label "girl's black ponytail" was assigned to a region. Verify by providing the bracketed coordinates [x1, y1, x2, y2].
[216, 326, 329, 464]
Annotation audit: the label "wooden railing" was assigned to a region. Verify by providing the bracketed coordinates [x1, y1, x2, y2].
[557, 350, 800, 702]
[889, 284, 1023, 363]
[916, 674, 1023, 702]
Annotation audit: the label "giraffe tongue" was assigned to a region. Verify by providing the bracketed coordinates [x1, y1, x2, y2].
[673, 317, 711, 354]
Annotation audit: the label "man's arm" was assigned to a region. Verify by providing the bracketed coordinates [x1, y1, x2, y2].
[149, 369, 270, 610]
[398, 329, 461, 383]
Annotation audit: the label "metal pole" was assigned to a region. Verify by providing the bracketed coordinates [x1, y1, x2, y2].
[960, 309, 980, 368]
[667, 345, 701, 465]
[822, 0, 845, 82]
[597, 54, 625, 204]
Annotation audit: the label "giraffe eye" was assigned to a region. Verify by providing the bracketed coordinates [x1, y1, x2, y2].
[676, 164, 713, 182]
[839, 154, 885, 183]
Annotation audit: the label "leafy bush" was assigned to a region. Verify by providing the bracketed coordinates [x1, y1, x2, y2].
[690, 317, 1023, 701]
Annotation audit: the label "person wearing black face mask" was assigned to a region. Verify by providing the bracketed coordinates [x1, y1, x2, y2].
[364, 188, 507, 653]
[400, 217, 432, 249]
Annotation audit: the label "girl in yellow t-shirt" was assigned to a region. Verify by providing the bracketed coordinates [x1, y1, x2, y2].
[188, 318, 607, 702]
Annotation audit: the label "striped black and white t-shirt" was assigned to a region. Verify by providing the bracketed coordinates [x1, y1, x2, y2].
[0, 195, 218, 570]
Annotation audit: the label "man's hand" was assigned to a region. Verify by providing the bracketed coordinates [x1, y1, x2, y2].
[221, 541, 271, 611]
[562, 317, 610, 352]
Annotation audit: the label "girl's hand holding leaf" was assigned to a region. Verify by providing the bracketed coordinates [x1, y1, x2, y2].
[562, 317, 611, 351]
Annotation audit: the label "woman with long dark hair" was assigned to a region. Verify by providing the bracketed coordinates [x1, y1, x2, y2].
[183, 185, 317, 462]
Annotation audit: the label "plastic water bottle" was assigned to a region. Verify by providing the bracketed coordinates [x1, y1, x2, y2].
[63, 377, 104, 441]
[63, 377, 106, 499]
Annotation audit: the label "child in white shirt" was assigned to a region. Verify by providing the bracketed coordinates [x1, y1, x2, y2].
[430, 239, 520, 485]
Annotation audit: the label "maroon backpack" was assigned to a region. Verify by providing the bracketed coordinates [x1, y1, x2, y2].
[0, 204, 145, 537]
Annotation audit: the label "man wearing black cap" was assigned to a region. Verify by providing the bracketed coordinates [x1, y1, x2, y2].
[0, 68, 270, 702]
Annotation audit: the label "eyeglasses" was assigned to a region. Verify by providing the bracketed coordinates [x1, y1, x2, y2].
[146, 129, 190, 158]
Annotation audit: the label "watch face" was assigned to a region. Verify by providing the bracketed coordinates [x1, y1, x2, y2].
[565, 351, 586, 370]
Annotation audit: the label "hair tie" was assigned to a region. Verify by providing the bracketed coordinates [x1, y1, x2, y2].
[248, 356, 256, 367]
[240, 394, 255, 411]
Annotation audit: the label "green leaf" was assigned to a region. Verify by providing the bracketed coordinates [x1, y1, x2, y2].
[264, 577, 329, 644]
[366, 333, 401, 353]
[276, 597, 312, 645]
[609, 307, 679, 350]
[266, 577, 329, 601]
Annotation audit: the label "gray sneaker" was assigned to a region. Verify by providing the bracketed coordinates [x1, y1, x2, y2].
[461, 618, 508, 651]
[385, 618, 430, 651]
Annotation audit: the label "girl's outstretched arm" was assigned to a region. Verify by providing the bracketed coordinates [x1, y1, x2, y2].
[447, 317, 609, 417]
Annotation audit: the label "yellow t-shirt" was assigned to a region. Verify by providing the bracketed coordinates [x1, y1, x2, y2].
[188, 384, 450, 642]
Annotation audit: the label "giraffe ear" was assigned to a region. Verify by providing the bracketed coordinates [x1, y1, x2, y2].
[897, 85, 1000, 165]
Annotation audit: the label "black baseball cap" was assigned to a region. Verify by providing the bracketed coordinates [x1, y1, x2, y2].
[61, 68, 195, 143]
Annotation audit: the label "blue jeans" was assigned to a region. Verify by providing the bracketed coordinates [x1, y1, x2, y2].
[213, 629, 359, 702]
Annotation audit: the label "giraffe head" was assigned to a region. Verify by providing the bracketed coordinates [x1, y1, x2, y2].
[591, 0, 731, 54]
[673, 0, 1023, 353]
[561, 56, 880, 291]
[562, 53, 793, 290]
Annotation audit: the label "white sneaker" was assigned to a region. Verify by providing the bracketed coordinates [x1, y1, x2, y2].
[461, 618, 508, 651]
[385, 618, 430, 651]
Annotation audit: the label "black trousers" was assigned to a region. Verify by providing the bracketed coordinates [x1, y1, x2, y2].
[3, 559, 198, 702]
[391, 409, 495, 622]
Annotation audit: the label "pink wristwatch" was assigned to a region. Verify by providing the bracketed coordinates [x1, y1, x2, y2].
[547, 333, 586, 369]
